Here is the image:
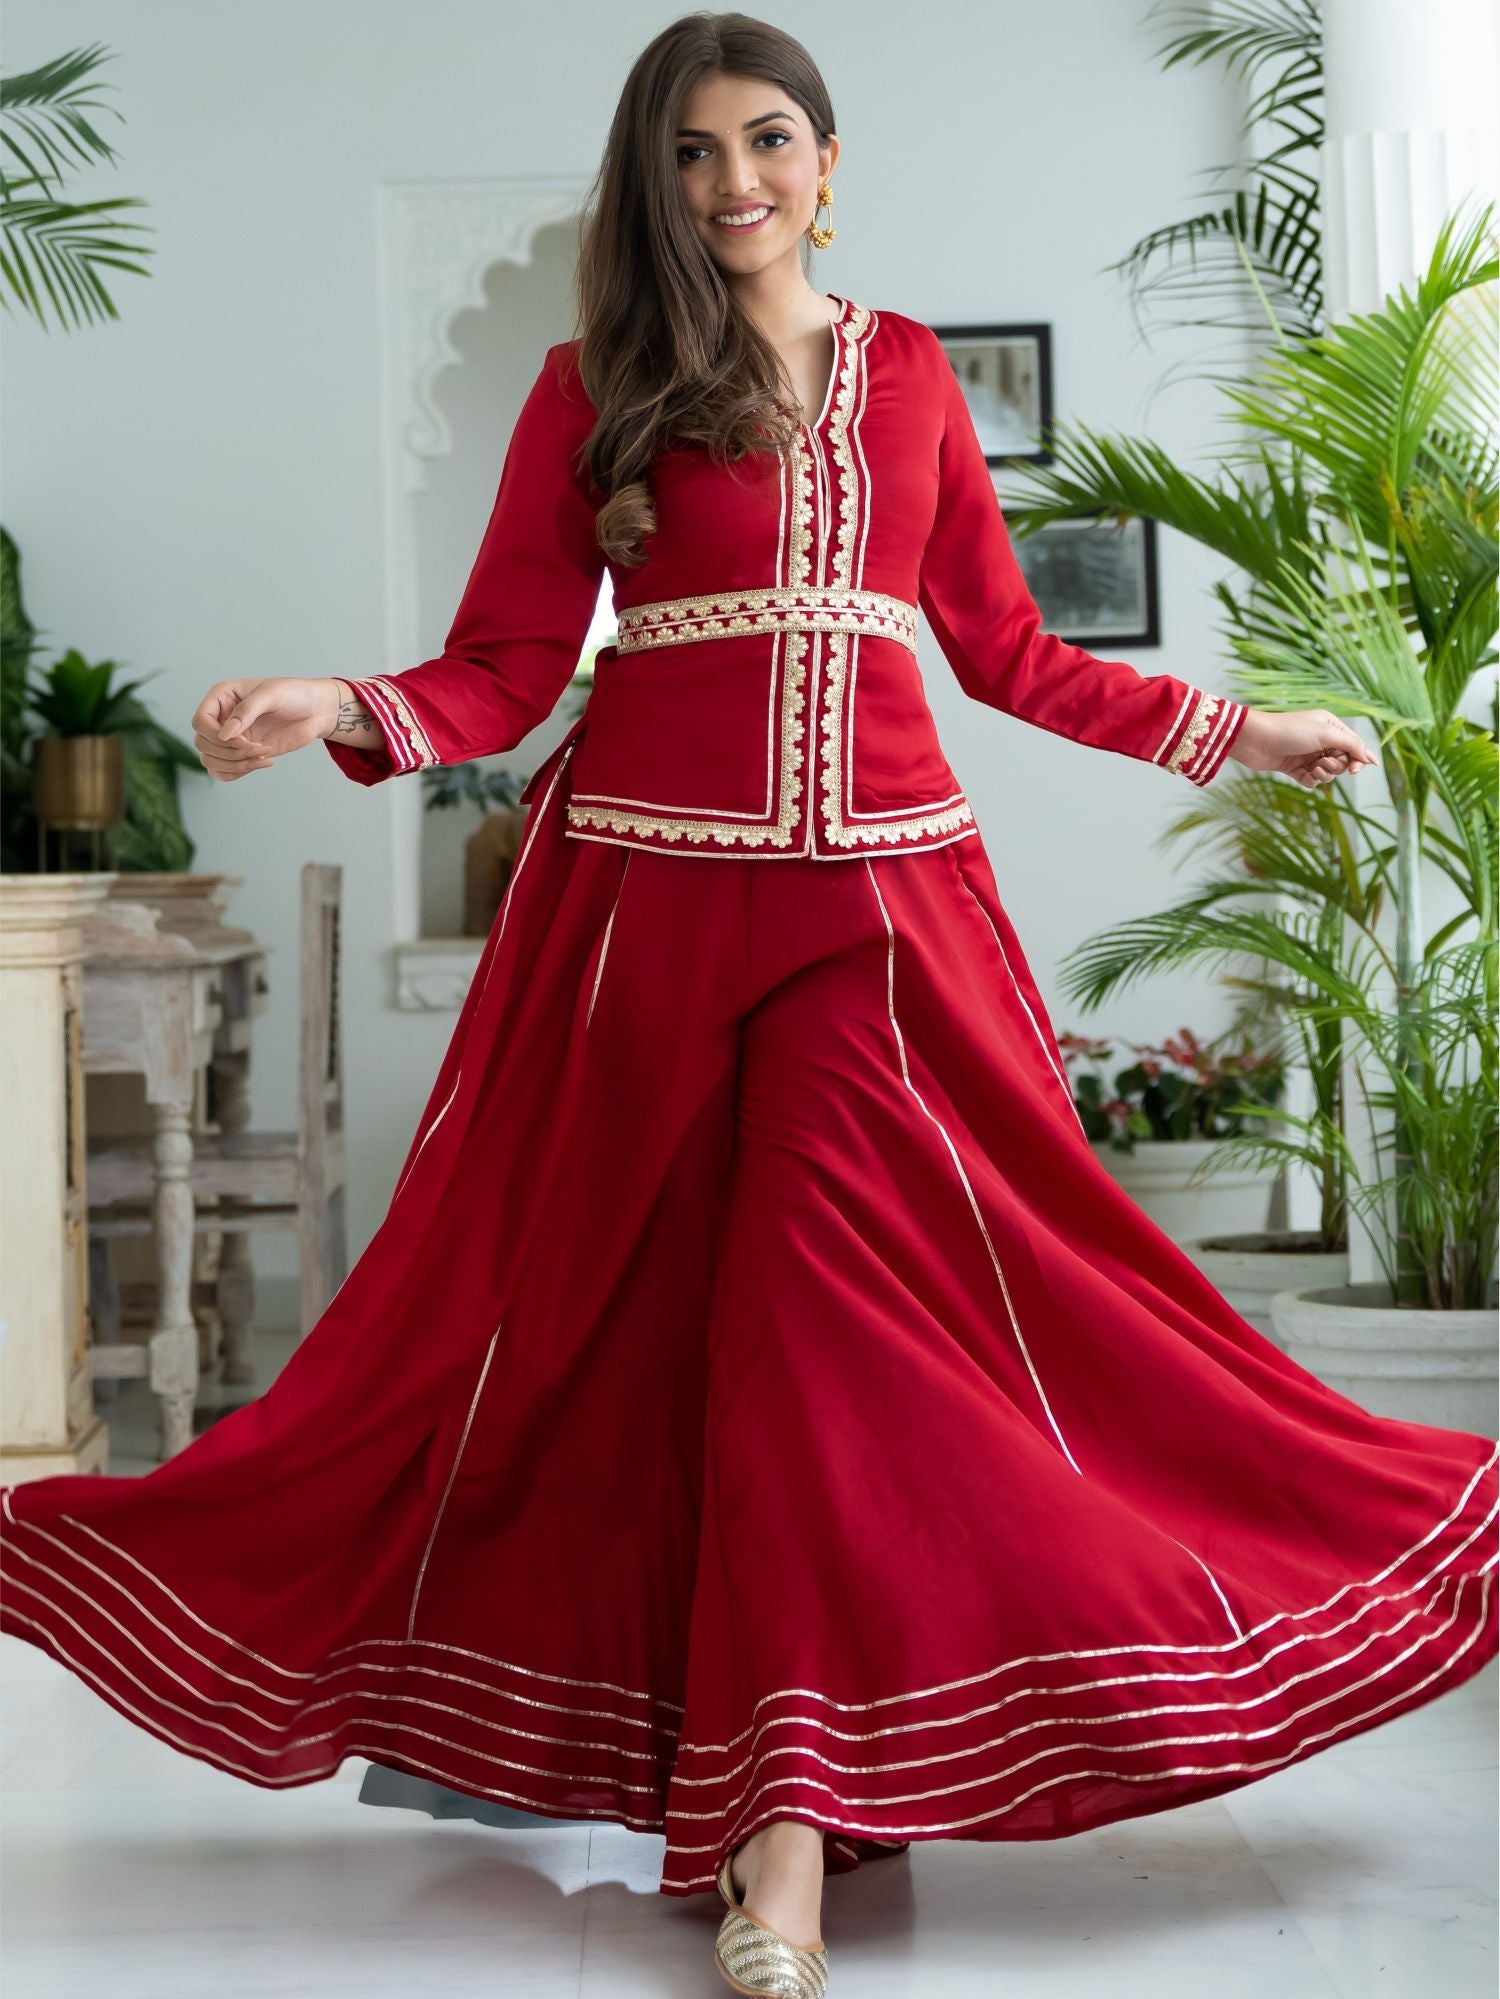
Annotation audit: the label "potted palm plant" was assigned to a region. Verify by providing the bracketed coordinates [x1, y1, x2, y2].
[1007, 205, 1497, 1429]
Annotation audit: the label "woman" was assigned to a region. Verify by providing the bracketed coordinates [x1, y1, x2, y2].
[3, 15, 1494, 1998]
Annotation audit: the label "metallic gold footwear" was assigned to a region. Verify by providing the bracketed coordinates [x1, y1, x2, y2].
[713, 1849, 831, 1996]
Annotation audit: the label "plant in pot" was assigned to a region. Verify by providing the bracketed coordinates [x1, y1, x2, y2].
[1058, 1020, 1285, 1252]
[419, 653, 602, 936]
[1060, 764, 1366, 1334]
[1007, 206, 1498, 1427]
[2, 32, 188, 878]
[22, 643, 201, 873]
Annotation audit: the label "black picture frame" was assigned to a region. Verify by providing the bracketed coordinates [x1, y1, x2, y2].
[1004, 504, 1161, 649]
[929, 321, 1054, 466]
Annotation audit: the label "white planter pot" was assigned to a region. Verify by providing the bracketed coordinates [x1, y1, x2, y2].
[1181, 1232, 1350, 1346]
[1091, 1137, 1277, 1245]
[1269, 1282, 1499, 1437]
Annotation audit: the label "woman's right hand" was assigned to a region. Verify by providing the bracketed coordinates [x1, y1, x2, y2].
[192, 676, 341, 781]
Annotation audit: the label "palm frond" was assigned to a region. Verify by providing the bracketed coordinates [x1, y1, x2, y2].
[1108, 176, 1323, 342]
[1221, 200, 1498, 534]
[1059, 901, 1377, 1014]
[1228, 530, 1439, 727]
[0, 192, 152, 326]
[1001, 429, 1320, 587]
[1145, 0, 1321, 88]
[0, 42, 124, 188]
[0, 42, 153, 328]
[1404, 722, 1500, 935]
[1116, 0, 1324, 362]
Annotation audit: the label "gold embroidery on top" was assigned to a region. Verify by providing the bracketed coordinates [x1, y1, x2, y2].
[566, 632, 809, 848]
[811, 308, 976, 851]
[563, 316, 875, 853]
[614, 586, 919, 657]
[816, 632, 976, 847]
[563, 301, 965, 857]
[1165, 689, 1220, 775]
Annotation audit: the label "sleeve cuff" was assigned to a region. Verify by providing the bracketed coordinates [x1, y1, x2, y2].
[1153, 690, 1249, 788]
[321, 676, 437, 784]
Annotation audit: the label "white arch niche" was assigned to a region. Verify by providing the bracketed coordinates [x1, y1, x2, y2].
[373, 176, 593, 975]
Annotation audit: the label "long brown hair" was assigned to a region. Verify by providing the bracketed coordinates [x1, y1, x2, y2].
[569, 11, 837, 568]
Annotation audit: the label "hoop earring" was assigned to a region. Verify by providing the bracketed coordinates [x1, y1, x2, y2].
[805, 180, 835, 249]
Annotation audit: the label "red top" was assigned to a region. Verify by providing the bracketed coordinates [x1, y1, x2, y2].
[324, 295, 1247, 857]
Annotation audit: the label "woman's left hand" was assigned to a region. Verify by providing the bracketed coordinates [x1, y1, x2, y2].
[1229, 708, 1379, 788]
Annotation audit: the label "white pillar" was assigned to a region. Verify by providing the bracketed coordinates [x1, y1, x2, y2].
[1321, 0, 1499, 317]
[1310, 1, 1497, 1293]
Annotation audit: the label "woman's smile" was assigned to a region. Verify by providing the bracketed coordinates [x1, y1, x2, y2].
[710, 202, 773, 231]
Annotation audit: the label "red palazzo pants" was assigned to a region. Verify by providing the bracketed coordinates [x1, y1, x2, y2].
[2, 730, 1496, 1899]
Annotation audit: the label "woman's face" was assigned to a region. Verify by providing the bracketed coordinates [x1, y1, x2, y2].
[674, 71, 837, 274]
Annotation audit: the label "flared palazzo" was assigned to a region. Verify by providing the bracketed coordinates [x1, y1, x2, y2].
[2, 729, 1496, 1900]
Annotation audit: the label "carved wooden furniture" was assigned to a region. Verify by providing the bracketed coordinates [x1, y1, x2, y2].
[85, 865, 346, 1461]
[0, 875, 117, 1482]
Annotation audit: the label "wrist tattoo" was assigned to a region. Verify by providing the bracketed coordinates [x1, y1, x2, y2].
[331, 693, 378, 743]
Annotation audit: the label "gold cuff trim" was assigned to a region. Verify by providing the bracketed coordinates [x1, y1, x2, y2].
[1164, 689, 1220, 776]
[367, 675, 438, 769]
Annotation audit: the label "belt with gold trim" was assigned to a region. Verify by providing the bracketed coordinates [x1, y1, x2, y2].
[613, 586, 919, 658]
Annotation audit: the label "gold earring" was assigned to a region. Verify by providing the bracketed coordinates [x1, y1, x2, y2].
[806, 180, 835, 249]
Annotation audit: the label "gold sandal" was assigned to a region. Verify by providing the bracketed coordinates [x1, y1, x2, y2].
[712, 1847, 831, 1997]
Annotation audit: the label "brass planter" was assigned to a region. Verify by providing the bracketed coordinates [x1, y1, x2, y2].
[30, 734, 127, 830]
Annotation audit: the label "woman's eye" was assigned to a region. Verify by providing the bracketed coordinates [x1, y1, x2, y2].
[677, 131, 791, 166]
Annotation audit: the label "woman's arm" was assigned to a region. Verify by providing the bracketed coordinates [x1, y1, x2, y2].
[192, 345, 605, 788]
[917, 332, 1247, 786]
[321, 342, 606, 787]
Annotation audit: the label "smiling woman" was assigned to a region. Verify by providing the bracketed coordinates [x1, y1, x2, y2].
[671, 83, 841, 424]
[3, 11, 1481, 1999]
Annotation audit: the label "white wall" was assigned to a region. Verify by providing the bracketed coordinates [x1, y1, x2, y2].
[6, 0, 1250, 1265]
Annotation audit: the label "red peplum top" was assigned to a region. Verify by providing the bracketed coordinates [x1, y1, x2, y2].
[324, 295, 1248, 858]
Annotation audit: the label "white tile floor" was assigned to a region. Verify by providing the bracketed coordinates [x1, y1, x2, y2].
[3, 1333, 1496, 1997]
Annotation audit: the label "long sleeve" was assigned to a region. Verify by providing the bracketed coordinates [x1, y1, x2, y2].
[325, 341, 606, 787]
[916, 341, 1246, 787]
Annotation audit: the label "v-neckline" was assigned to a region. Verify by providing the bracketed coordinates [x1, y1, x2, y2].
[804, 295, 849, 435]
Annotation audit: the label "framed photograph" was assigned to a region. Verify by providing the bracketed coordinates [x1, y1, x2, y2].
[1004, 504, 1161, 649]
[929, 321, 1053, 465]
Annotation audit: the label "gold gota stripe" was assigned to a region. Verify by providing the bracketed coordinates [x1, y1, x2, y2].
[1163, 688, 1222, 775]
[19, 1495, 684, 1717]
[1, 1599, 675, 1833]
[665, 1573, 1495, 1883]
[6, 1538, 1487, 1843]
[4, 1471, 1493, 1885]
[0, 1547, 680, 1780]
[614, 585, 920, 658]
[658, 1530, 1492, 1787]
[23, 1437, 1495, 1727]
[365, 674, 437, 769]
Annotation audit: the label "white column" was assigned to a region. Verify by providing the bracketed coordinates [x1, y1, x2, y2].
[1321, 0, 1498, 316]
[1310, 2, 1497, 1292]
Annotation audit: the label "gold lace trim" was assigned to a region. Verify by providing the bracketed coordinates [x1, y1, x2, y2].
[614, 585, 919, 657]
[816, 634, 975, 846]
[810, 311, 976, 850]
[367, 674, 437, 769]
[1165, 689, 1220, 776]
[565, 603, 814, 851]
